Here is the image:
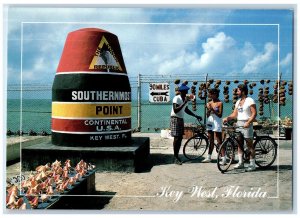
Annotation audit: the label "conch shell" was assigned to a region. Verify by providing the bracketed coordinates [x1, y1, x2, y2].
[29, 197, 39, 208]
[40, 194, 49, 202]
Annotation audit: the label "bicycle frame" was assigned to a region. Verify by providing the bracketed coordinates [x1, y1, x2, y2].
[192, 118, 221, 151]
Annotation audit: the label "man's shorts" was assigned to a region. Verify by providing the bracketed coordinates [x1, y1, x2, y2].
[170, 116, 184, 137]
[236, 120, 254, 139]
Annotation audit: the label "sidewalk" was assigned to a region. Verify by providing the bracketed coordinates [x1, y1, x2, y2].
[6, 133, 293, 211]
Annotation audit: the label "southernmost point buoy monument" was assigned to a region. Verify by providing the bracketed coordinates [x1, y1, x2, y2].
[52, 28, 131, 146]
[22, 28, 150, 172]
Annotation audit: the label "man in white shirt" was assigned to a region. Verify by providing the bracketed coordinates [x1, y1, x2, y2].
[223, 84, 257, 171]
[170, 83, 202, 165]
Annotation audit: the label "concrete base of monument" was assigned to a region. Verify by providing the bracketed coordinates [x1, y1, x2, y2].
[21, 137, 150, 173]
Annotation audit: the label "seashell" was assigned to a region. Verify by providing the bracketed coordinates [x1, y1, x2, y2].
[62, 180, 69, 190]
[47, 178, 55, 186]
[65, 159, 71, 168]
[280, 97, 286, 101]
[34, 173, 43, 181]
[281, 81, 287, 86]
[55, 167, 63, 175]
[75, 165, 81, 172]
[174, 79, 180, 85]
[7, 186, 18, 197]
[39, 182, 47, 191]
[54, 174, 60, 182]
[88, 164, 96, 171]
[6, 193, 16, 206]
[30, 180, 38, 188]
[62, 170, 69, 178]
[15, 198, 24, 208]
[41, 171, 47, 179]
[25, 192, 35, 202]
[74, 173, 82, 181]
[29, 197, 39, 208]
[68, 177, 76, 185]
[55, 178, 63, 185]
[21, 180, 30, 189]
[20, 203, 27, 210]
[46, 186, 54, 195]
[31, 184, 42, 194]
[45, 171, 53, 177]
[41, 194, 49, 202]
[36, 165, 49, 172]
[56, 184, 65, 193]
[52, 160, 61, 168]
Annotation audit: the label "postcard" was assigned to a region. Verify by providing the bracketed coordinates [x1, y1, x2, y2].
[3, 4, 294, 214]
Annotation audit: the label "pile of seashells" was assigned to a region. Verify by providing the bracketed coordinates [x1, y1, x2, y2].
[6, 159, 95, 209]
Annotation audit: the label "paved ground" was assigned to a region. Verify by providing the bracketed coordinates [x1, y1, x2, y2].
[6, 133, 293, 212]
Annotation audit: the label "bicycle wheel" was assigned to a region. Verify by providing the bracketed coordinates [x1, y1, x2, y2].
[183, 134, 208, 160]
[254, 136, 278, 168]
[217, 139, 235, 173]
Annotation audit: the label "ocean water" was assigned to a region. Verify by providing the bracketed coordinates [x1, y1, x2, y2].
[6, 99, 293, 133]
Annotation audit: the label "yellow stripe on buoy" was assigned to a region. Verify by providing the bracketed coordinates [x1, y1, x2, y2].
[52, 102, 131, 118]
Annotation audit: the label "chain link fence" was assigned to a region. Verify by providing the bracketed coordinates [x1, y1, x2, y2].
[138, 74, 293, 133]
[6, 74, 293, 135]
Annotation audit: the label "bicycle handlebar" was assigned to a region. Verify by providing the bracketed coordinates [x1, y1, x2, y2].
[222, 122, 246, 129]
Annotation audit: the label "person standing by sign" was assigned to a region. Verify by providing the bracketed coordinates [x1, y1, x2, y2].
[223, 84, 257, 171]
[202, 88, 224, 163]
[170, 83, 202, 165]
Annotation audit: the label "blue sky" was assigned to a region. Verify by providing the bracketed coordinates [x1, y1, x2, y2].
[5, 7, 293, 85]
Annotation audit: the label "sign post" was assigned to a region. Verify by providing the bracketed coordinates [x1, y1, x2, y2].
[149, 83, 170, 103]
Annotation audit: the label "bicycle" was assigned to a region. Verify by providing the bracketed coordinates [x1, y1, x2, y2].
[183, 118, 220, 160]
[217, 123, 278, 173]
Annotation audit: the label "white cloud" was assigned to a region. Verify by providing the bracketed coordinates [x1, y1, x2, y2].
[198, 32, 235, 69]
[280, 53, 292, 67]
[148, 31, 279, 78]
[242, 42, 276, 73]
[241, 42, 257, 61]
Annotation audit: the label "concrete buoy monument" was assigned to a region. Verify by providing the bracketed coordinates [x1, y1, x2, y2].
[22, 28, 149, 172]
[52, 28, 131, 146]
